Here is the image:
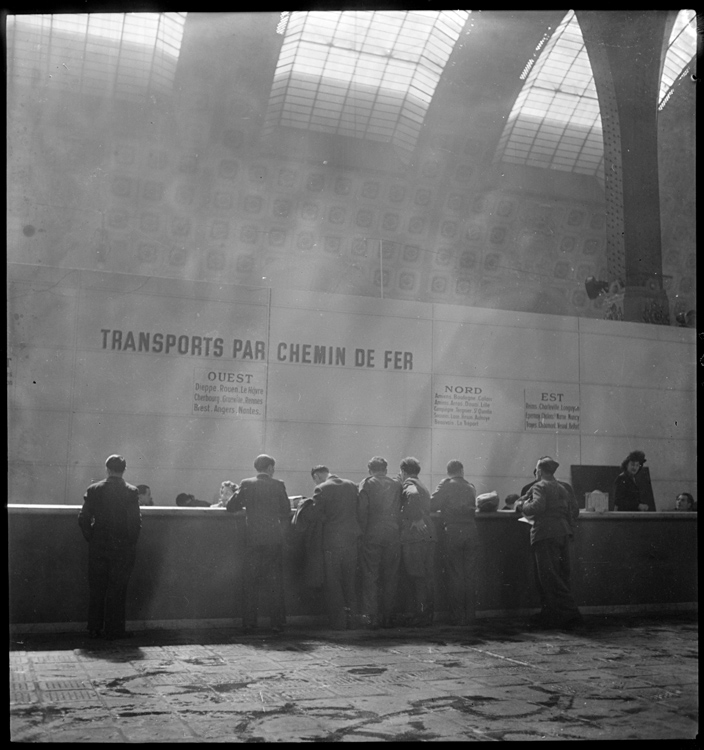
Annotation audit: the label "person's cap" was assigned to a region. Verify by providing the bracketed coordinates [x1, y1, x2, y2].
[537, 457, 559, 474]
[105, 454, 126, 472]
[625, 450, 646, 465]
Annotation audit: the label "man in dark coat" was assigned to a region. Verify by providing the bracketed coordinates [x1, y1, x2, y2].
[78, 454, 141, 640]
[291, 496, 325, 590]
[311, 465, 361, 630]
[520, 456, 577, 502]
[430, 459, 479, 625]
[399, 457, 436, 626]
[227, 454, 291, 633]
[518, 457, 582, 630]
[357, 456, 402, 628]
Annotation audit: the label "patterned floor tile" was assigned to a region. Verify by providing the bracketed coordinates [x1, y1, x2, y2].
[41, 689, 101, 702]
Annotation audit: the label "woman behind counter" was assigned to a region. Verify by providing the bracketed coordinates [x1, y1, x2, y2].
[613, 450, 651, 512]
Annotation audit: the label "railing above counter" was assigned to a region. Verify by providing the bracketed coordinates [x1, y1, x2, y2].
[7, 504, 698, 519]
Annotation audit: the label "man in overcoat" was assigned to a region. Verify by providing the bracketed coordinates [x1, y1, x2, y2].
[227, 454, 291, 633]
[399, 457, 436, 626]
[430, 459, 479, 625]
[78, 454, 141, 639]
[357, 456, 402, 628]
[518, 457, 582, 629]
[311, 465, 361, 629]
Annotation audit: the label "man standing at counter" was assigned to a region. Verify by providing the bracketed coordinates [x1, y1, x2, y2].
[520, 456, 577, 502]
[430, 459, 479, 625]
[227, 454, 291, 633]
[357, 456, 402, 629]
[518, 457, 582, 630]
[78, 454, 141, 640]
[399, 457, 437, 627]
[311, 465, 361, 630]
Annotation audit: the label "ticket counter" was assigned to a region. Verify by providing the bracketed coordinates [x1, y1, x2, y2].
[8, 505, 697, 630]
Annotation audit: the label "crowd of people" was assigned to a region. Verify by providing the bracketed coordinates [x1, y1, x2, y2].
[135, 448, 692, 516]
[78, 450, 604, 639]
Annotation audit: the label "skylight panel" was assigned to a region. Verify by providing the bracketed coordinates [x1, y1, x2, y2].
[7, 12, 187, 101]
[659, 9, 696, 109]
[495, 10, 604, 180]
[263, 9, 470, 160]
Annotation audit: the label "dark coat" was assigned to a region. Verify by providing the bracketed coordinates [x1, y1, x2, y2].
[78, 475, 141, 548]
[313, 474, 361, 550]
[520, 479, 579, 533]
[613, 472, 642, 512]
[226, 473, 291, 546]
[521, 479, 576, 499]
[400, 477, 436, 543]
[358, 473, 402, 544]
[291, 498, 325, 588]
[431, 476, 477, 523]
[520, 478, 576, 545]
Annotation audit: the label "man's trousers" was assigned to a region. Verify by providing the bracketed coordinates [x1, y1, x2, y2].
[242, 544, 286, 629]
[359, 539, 401, 624]
[323, 543, 358, 629]
[87, 543, 136, 635]
[531, 535, 581, 626]
[401, 540, 435, 623]
[442, 531, 479, 625]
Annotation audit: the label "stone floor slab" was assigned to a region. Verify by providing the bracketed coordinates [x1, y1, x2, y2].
[9, 612, 698, 742]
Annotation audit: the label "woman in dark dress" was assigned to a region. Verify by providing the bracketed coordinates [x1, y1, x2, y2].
[613, 450, 649, 512]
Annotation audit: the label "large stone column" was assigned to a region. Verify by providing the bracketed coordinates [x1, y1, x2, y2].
[576, 10, 672, 324]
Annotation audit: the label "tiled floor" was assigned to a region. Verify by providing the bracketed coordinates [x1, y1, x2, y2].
[9, 612, 698, 742]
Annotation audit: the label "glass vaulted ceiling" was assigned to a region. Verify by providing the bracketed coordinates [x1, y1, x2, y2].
[497, 9, 698, 183]
[659, 9, 697, 109]
[264, 10, 470, 159]
[6, 12, 187, 101]
[496, 10, 604, 182]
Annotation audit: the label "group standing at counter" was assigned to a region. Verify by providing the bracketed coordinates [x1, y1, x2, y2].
[77, 451, 595, 640]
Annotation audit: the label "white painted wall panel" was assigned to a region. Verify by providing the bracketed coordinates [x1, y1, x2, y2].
[7, 265, 697, 509]
[9, 463, 70, 505]
[12, 347, 76, 411]
[266, 364, 431, 428]
[66, 411, 264, 472]
[579, 329, 695, 391]
[432, 320, 581, 382]
[579, 383, 694, 439]
[8, 278, 78, 351]
[9, 407, 72, 464]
